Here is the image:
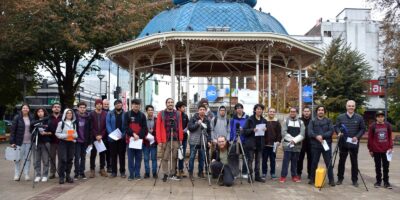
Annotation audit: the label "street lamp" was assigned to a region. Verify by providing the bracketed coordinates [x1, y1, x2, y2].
[309, 76, 316, 119]
[16, 73, 33, 103]
[97, 72, 105, 98]
[378, 74, 396, 120]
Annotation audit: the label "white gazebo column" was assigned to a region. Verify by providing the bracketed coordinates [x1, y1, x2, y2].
[170, 49, 176, 100]
[298, 64, 303, 117]
[186, 45, 190, 117]
[256, 54, 260, 103]
[268, 47, 272, 108]
[129, 59, 136, 110]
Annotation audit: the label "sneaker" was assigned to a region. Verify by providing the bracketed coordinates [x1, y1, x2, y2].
[292, 176, 301, 183]
[198, 173, 205, 179]
[261, 174, 266, 179]
[308, 180, 314, 185]
[41, 177, 48, 182]
[170, 175, 181, 181]
[162, 174, 168, 182]
[59, 178, 65, 184]
[242, 174, 248, 179]
[110, 173, 117, 178]
[374, 182, 381, 188]
[180, 170, 187, 178]
[336, 179, 343, 185]
[153, 173, 158, 179]
[89, 170, 95, 178]
[144, 173, 150, 179]
[66, 176, 74, 183]
[100, 169, 108, 177]
[279, 177, 286, 183]
[189, 172, 194, 181]
[329, 180, 336, 187]
[384, 182, 392, 189]
[74, 174, 79, 180]
[13, 175, 19, 181]
[120, 173, 126, 178]
[81, 174, 87, 180]
[255, 177, 266, 183]
[135, 176, 142, 180]
[128, 176, 134, 181]
[49, 174, 56, 179]
[107, 168, 112, 173]
[271, 174, 277, 179]
[34, 177, 41, 182]
[25, 175, 30, 181]
[352, 181, 359, 187]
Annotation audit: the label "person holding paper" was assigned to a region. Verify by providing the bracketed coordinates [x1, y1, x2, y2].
[243, 104, 267, 183]
[125, 99, 147, 180]
[143, 105, 158, 179]
[368, 111, 393, 189]
[55, 109, 78, 184]
[280, 107, 305, 183]
[106, 99, 126, 178]
[89, 99, 108, 178]
[308, 105, 335, 186]
[176, 101, 189, 179]
[262, 107, 282, 180]
[335, 100, 366, 187]
[73, 102, 91, 180]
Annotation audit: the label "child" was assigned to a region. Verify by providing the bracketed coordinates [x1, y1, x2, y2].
[367, 110, 393, 189]
[56, 108, 78, 184]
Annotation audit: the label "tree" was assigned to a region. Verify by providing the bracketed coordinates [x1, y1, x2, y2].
[310, 37, 372, 113]
[0, 0, 170, 109]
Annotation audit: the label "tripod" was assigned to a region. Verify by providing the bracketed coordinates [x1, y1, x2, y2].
[201, 128, 212, 186]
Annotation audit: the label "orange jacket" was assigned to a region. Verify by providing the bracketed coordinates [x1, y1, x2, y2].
[156, 110, 183, 143]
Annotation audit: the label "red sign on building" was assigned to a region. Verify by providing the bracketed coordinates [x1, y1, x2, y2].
[368, 80, 385, 96]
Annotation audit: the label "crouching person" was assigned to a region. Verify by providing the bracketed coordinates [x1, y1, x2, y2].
[211, 136, 237, 187]
[56, 109, 78, 184]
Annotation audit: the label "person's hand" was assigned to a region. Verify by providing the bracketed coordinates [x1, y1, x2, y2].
[337, 132, 343, 137]
[208, 142, 211, 148]
[133, 134, 139, 141]
[290, 140, 295, 145]
[96, 135, 102, 141]
[369, 151, 374, 157]
[11, 144, 16, 148]
[387, 149, 393, 154]
[198, 120, 202, 125]
[352, 137, 358, 143]
[149, 128, 153, 133]
[263, 127, 267, 131]
[239, 127, 243, 131]
[316, 135, 323, 143]
[253, 128, 258, 132]
[212, 159, 216, 163]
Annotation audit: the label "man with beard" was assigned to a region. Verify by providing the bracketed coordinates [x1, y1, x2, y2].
[176, 101, 189, 178]
[102, 99, 111, 173]
[74, 102, 91, 180]
[46, 103, 62, 179]
[262, 107, 282, 180]
[297, 107, 312, 180]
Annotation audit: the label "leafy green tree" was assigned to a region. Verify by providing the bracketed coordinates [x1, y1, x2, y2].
[310, 37, 372, 113]
[0, 0, 170, 109]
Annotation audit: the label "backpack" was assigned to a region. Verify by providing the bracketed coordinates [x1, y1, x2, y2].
[61, 121, 76, 130]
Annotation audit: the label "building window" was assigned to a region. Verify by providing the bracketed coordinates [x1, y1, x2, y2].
[323, 31, 332, 37]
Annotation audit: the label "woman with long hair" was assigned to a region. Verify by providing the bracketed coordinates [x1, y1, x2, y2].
[33, 107, 51, 182]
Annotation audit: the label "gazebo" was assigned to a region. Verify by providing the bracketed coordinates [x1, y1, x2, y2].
[105, 0, 323, 115]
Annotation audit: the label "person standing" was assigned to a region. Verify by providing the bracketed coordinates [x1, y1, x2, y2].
[280, 107, 305, 183]
[102, 99, 112, 173]
[56, 109, 78, 184]
[47, 103, 62, 179]
[143, 105, 158, 179]
[188, 104, 211, 180]
[176, 101, 189, 178]
[74, 102, 91, 180]
[33, 107, 51, 183]
[211, 106, 230, 144]
[125, 99, 147, 180]
[229, 103, 249, 178]
[262, 107, 282, 180]
[308, 105, 335, 186]
[368, 111, 393, 189]
[106, 99, 127, 178]
[243, 104, 267, 183]
[336, 100, 366, 187]
[297, 107, 312, 180]
[156, 98, 184, 182]
[89, 99, 108, 178]
[10, 103, 33, 181]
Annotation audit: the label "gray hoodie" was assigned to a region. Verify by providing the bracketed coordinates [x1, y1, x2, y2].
[211, 106, 230, 142]
[56, 108, 78, 142]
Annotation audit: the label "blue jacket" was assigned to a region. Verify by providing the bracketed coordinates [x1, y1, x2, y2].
[106, 109, 126, 142]
[229, 113, 249, 143]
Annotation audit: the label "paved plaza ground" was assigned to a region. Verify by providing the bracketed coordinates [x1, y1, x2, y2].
[0, 142, 398, 200]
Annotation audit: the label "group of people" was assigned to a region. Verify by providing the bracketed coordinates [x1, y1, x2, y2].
[9, 98, 393, 189]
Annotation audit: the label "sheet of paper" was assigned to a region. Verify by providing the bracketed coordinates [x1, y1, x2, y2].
[346, 137, 358, 145]
[109, 128, 122, 141]
[386, 151, 393, 162]
[255, 124, 266, 136]
[129, 137, 143, 149]
[86, 145, 93, 154]
[146, 133, 155, 145]
[93, 140, 107, 153]
[273, 142, 279, 153]
[322, 140, 330, 151]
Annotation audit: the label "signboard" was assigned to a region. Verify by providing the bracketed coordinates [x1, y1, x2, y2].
[206, 85, 218, 102]
[48, 98, 59, 105]
[238, 89, 259, 115]
[368, 80, 384, 96]
[303, 86, 313, 103]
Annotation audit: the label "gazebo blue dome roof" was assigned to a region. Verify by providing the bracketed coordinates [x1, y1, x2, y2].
[138, 0, 288, 38]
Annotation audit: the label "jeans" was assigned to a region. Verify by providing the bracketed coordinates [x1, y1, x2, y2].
[34, 142, 50, 177]
[127, 148, 142, 178]
[49, 143, 58, 176]
[310, 146, 334, 182]
[90, 140, 106, 170]
[143, 145, 157, 175]
[188, 144, 204, 175]
[281, 151, 300, 177]
[211, 161, 234, 186]
[74, 142, 87, 176]
[58, 140, 75, 179]
[262, 146, 276, 176]
[337, 145, 359, 182]
[297, 145, 312, 178]
[178, 138, 188, 171]
[110, 140, 126, 174]
[373, 152, 390, 184]
[14, 143, 32, 177]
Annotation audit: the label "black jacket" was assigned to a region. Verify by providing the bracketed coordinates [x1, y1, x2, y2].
[300, 117, 311, 149]
[31, 118, 51, 143]
[308, 117, 334, 148]
[243, 115, 267, 150]
[10, 112, 34, 146]
[182, 112, 189, 140]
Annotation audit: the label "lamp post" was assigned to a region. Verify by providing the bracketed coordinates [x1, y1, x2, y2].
[97, 72, 105, 98]
[310, 76, 316, 119]
[378, 74, 396, 121]
[16, 73, 33, 103]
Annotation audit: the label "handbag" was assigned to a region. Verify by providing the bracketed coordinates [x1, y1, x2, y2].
[5, 146, 21, 161]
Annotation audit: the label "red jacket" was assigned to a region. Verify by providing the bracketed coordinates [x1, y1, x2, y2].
[156, 110, 183, 143]
[367, 122, 393, 153]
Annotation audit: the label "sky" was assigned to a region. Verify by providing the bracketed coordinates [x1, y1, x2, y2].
[256, 0, 380, 35]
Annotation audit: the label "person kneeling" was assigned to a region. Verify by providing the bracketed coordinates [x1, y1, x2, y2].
[211, 136, 237, 187]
